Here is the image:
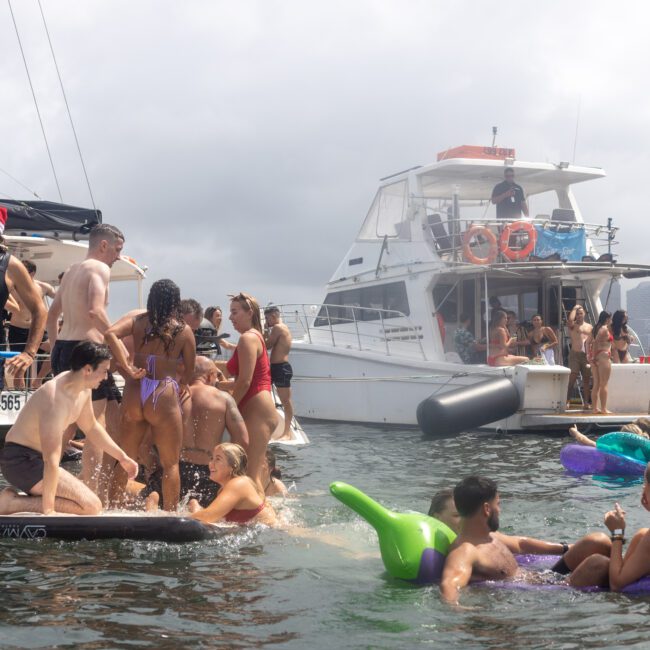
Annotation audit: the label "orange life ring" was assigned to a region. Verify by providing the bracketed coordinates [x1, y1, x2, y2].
[499, 220, 537, 261]
[462, 225, 498, 264]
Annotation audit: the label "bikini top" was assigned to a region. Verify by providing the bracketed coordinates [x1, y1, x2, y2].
[224, 501, 266, 524]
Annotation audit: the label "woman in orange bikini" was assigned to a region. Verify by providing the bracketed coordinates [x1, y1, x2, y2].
[589, 310, 613, 414]
[219, 293, 278, 488]
[187, 443, 276, 526]
[487, 310, 529, 367]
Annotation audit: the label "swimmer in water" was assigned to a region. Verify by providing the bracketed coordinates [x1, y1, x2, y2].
[440, 476, 613, 605]
[428, 488, 461, 534]
[0, 342, 138, 515]
[262, 448, 289, 497]
[147, 442, 276, 526]
[569, 421, 650, 447]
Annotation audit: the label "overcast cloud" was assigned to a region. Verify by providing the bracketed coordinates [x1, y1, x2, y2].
[0, 0, 648, 318]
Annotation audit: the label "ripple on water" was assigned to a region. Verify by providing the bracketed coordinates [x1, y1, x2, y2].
[2, 423, 650, 648]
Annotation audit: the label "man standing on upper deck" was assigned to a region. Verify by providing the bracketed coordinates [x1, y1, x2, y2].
[567, 304, 592, 409]
[46, 223, 125, 487]
[264, 306, 294, 440]
[491, 167, 529, 219]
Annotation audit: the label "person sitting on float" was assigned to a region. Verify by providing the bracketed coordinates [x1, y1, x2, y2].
[528, 314, 558, 364]
[487, 310, 529, 367]
[569, 422, 649, 447]
[589, 465, 650, 591]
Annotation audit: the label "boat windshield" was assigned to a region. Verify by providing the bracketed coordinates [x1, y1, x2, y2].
[357, 181, 410, 241]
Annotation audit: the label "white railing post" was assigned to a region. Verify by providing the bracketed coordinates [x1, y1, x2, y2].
[352, 307, 361, 350]
[325, 305, 336, 347]
[301, 305, 312, 344]
[379, 310, 390, 355]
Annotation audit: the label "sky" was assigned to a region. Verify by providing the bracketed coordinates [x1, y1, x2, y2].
[0, 0, 648, 319]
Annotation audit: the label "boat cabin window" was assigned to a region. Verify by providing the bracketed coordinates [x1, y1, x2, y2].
[315, 281, 410, 326]
[357, 181, 410, 240]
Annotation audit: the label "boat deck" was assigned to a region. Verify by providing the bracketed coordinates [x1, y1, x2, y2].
[521, 410, 646, 430]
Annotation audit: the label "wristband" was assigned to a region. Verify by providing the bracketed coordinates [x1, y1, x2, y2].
[610, 534, 626, 544]
[560, 542, 569, 555]
[24, 350, 36, 359]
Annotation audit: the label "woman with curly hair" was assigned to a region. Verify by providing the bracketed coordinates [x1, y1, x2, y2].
[105, 279, 195, 510]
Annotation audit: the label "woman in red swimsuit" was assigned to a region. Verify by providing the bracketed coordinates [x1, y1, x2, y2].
[221, 293, 278, 488]
[188, 443, 276, 525]
[588, 310, 613, 414]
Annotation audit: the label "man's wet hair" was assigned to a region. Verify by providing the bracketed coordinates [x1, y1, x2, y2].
[69, 341, 112, 371]
[264, 306, 280, 316]
[453, 476, 497, 517]
[428, 488, 454, 518]
[89, 224, 125, 247]
[22, 260, 36, 275]
[181, 298, 203, 318]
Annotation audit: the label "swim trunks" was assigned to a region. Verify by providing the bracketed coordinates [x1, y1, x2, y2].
[51, 339, 121, 402]
[142, 461, 219, 509]
[270, 362, 293, 388]
[0, 442, 44, 493]
[7, 324, 29, 351]
[551, 555, 571, 575]
[568, 350, 591, 380]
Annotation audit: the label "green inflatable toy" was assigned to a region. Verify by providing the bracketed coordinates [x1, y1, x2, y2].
[329, 481, 456, 583]
[597, 431, 650, 464]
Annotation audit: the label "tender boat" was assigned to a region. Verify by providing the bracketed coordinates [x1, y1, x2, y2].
[277, 146, 650, 431]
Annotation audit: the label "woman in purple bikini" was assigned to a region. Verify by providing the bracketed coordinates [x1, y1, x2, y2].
[105, 279, 195, 511]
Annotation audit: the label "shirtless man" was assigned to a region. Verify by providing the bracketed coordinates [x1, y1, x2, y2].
[440, 476, 612, 605]
[7, 260, 55, 389]
[144, 356, 249, 508]
[264, 306, 294, 440]
[567, 305, 593, 408]
[0, 241, 47, 383]
[46, 224, 125, 489]
[0, 341, 138, 515]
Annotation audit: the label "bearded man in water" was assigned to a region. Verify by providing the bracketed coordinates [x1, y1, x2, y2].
[0, 342, 138, 515]
[440, 476, 613, 605]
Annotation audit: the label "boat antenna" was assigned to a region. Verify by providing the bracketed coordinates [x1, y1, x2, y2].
[7, 0, 63, 202]
[572, 95, 581, 163]
[37, 0, 97, 212]
[491, 126, 497, 147]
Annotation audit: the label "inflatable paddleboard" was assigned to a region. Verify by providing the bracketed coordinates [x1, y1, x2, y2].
[0, 514, 229, 543]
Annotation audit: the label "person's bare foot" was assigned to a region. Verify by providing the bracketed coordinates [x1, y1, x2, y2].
[145, 491, 159, 512]
[188, 498, 200, 514]
[0, 487, 19, 514]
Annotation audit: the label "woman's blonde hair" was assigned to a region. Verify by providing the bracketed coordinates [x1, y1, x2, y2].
[217, 442, 248, 476]
[229, 292, 263, 334]
[620, 423, 650, 439]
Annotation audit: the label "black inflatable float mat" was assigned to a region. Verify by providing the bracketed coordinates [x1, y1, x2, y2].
[0, 514, 229, 542]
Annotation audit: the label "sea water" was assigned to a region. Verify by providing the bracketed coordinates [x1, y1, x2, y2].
[1, 424, 649, 649]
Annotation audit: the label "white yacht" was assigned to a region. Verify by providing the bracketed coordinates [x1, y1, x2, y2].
[278, 146, 650, 432]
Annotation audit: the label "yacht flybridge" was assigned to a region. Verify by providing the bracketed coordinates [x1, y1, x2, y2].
[278, 146, 650, 431]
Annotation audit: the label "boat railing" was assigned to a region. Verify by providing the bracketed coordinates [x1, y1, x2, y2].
[425, 213, 617, 263]
[273, 303, 428, 360]
[0, 351, 52, 394]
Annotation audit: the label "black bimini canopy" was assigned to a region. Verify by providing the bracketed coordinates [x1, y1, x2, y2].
[0, 199, 101, 234]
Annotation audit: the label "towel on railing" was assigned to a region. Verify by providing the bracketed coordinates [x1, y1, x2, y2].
[533, 226, 586, 261]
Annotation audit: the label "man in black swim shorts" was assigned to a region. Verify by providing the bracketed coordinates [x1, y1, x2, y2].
[264, 306, 294, 440]
[47, 224, 125, 490]
[0, 342, 137, 516]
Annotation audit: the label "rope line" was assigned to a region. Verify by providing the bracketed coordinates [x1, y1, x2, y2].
[37, 0, 96, 211]
[7, 0, 63, 202]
